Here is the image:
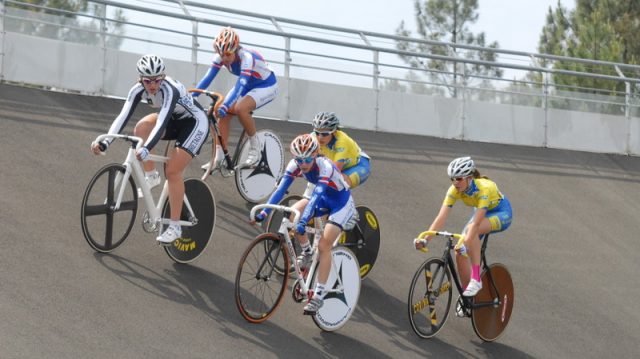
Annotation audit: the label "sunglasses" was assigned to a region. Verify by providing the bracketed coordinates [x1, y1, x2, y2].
[141, 77, 163, 85]
[451, 177, 466, 182]
[314, 130, 334, 137]
[217, 50, 235, 57]
[294, 156, 314, 165]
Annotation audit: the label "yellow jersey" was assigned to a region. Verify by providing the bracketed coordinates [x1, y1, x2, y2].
[318, 130, 367, 170]
[443, 178, 504, 210]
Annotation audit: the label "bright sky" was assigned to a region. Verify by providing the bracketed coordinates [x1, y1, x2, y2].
[187, 0, 574, 55]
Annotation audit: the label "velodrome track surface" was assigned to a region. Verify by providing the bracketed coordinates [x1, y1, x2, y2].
[1, 82, 639, 358]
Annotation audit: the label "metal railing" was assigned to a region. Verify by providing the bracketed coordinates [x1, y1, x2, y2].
[3, 0, 640, 118]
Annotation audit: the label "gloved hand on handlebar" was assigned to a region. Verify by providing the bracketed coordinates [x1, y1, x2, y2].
[217, 104, 228, 119]
[253, 210, 267, 223]
[295, 221, 306, 235]
[136, 147, 150, 161]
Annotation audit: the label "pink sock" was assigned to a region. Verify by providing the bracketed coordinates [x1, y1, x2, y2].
[471, 264, 481, 281]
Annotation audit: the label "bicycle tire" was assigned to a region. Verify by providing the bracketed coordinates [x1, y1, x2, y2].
[264, 194, 304, 275]
[341, 206, 380, 278]
[311, 246, 361, 332]
[234, 129, 285, 204]
[162, 178, 216, 264]
[407, 257, 453, 339]
[81, 163, 138, 253]
[235, 233, 289, 323]
[471, 263, 514, 342]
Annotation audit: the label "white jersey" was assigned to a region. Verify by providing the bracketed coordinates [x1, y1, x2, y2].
[107, 76, 206, 150]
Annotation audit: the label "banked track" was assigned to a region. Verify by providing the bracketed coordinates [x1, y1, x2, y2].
[1, 82, 639, 358]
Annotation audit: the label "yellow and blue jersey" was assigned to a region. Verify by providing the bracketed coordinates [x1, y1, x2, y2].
[443, 178, 503, 210]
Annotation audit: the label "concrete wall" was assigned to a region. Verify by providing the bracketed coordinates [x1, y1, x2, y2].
[2, 32, 639, 156]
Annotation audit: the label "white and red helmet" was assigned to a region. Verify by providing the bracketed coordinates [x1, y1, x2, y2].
[290, 134, 319, 158]
[214, 26, 240, 55]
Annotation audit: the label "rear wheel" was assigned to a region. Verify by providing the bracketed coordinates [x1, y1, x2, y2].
[407, 257, 453, 339]
[81, 164, 137, 253]
[471, 263, 514, 342]
[340, 206, 380, 278]
[235, 129, 285, 203]
[162, 178, 215, 263]
[235, 233, 289, 323]
[311, 246, 361, 332]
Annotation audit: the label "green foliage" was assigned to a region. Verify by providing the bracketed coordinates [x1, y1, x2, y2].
[538, 0, 640, 104]
[389, 0, 502, 97]
[6, 0, 126, 49]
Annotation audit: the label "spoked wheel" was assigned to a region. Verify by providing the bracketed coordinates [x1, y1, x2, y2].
[407, 258, 453, 339]
[471, 263, 514, 342]
[235, 233, 289, 323]
[311, 246, 361, 332]
[341, 205, 380, 278]
[264, 194, 305, 276]
[81, 163, 138, 253]
[162, 178, 216, 264]
[235, 129, 285, 204]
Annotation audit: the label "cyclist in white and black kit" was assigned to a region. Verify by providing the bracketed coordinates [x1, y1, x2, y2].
[90, 54, 209, 245]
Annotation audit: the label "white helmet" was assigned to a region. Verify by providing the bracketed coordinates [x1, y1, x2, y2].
[136, 54, 165, 77]
[290, 134, 319, 158]
[447, 156, 475, 178]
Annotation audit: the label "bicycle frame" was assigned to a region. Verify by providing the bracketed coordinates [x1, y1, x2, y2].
[430, 233, 503, 310]
[191, 88, 249, 178]
[94, 134, 199, 231]
[252, 204, 346, 300]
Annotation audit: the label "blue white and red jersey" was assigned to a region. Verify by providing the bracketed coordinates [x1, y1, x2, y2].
[266, 156, 352, 225]
[195, 47, 277, 109]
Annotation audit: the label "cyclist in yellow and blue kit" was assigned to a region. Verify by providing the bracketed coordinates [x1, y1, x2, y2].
[312, 112, 370, 189]
[414, 157, 512, 298]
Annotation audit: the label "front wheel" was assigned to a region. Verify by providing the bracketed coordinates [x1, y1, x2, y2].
[471, 263, 514, 342]
[162, 178, 216, 263]
[235, 233, 289, 323]
[407, 257, 453, 339]
[235, 129, 285, 204]
[81, 163, 138, 253]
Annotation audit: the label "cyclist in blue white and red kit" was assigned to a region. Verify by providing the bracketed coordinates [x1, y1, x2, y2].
[194, 26, 278, 169]
[252, 134, 356, 315]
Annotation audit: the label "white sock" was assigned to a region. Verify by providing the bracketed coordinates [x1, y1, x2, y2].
[169, 220, 181, 233]
[301, 242, 312, 254]
[314, 282, 326, 299]
[145, 170, 158, 178]
[215, 145, 224, 159]
[249, 135, 259, 148]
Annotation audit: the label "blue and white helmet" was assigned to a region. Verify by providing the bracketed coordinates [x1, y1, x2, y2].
[136, 54, 165, 77]
[447, 156, 475, 178]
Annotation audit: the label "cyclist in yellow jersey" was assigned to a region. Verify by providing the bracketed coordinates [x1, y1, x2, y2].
[310, 111, 370, 188]
[414, 157, 512, 297]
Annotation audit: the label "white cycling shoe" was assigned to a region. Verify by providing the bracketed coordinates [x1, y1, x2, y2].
[462, 278, 483, 297]
[156, 225, 181, 245]
[243, 146, 261, 167]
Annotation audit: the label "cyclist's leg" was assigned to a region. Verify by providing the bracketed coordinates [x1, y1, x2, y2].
[133, 113, 159, 172]
[165, 115, 209, 220]
[342, 156, 371, 190]
[232, 95, 257, 136]
[456, 215, 492, 290]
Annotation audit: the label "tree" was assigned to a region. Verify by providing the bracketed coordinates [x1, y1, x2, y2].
[391, 0, 503, 98]
[537, 0, 640, 109]
[6, 0, 126, 49]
